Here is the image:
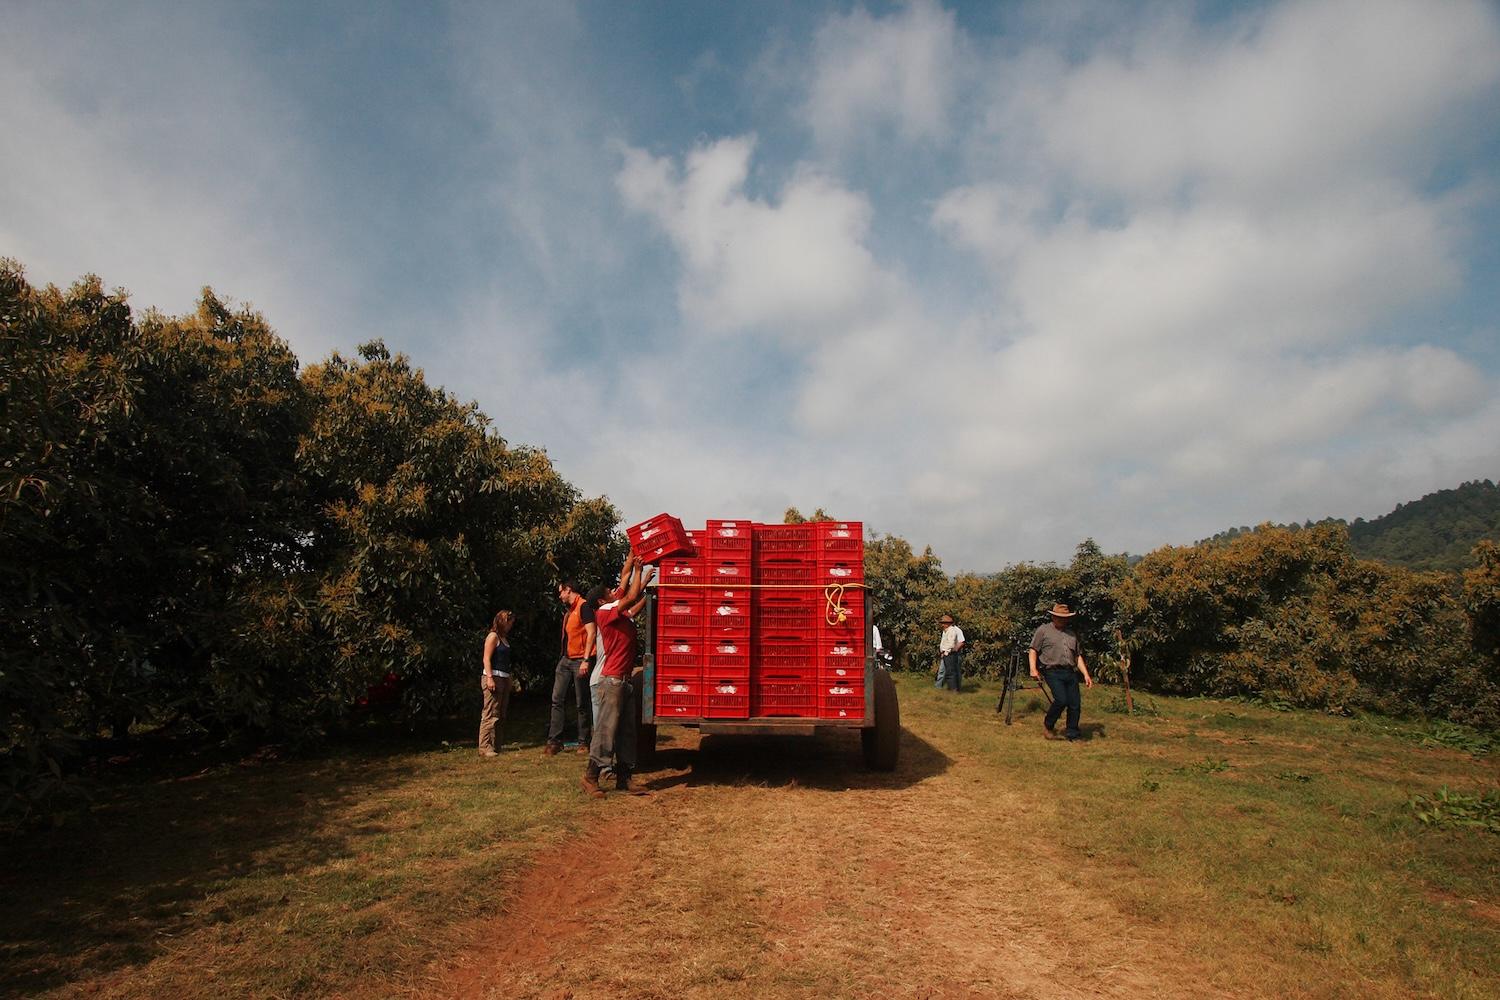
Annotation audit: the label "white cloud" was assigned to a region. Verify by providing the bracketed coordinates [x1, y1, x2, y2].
[617, 136, 892, 339]
[0, 6, 355, 361]
[803, 0, 963, 150]
[1014, 0, 1500, 200]
[5, 0, 1497, 574]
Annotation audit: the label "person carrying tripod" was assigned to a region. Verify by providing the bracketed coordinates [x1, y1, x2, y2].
[1029, 602, 1094, 741]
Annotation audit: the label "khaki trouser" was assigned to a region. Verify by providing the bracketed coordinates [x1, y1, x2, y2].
[478, 676, 512, 754]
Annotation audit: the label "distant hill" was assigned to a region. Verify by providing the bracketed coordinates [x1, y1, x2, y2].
[1346, 480, 1500, 572]
[1200, 479, 1500, 573]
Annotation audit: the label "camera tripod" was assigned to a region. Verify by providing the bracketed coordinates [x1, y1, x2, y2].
[995, 642, 1052, 725]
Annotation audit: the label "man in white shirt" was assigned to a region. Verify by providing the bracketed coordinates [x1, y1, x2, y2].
[937, 614, 966, 692]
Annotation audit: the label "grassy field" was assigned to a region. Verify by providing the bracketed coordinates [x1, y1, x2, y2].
[2, 676, 1496, 998]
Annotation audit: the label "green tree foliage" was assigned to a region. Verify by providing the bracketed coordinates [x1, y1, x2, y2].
[1, 263, 624, 821]
[1456, 540, 1500, 727]
[861, 534, 947, 671]
[858, 533, 1128, 682]
[1117, 523, 1493, 724]
[294, 341, 624, 721]
[1, 262, 308, 817]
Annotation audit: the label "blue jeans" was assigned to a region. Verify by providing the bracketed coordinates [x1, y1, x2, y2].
[548, 656, 592, 745]
[940, 652, 962, 691]
[1042, 668, 1082, 737]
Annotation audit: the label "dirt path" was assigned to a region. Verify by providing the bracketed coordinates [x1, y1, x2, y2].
[424, 718, 1246, 1000]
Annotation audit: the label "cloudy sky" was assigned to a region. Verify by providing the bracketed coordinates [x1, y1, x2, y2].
[5, 0, 1499, 570]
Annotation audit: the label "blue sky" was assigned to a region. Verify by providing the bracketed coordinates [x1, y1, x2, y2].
[4, 0, 1499, 570]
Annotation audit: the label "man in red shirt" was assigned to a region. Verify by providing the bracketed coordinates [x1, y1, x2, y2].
[583, 553, 653, 797]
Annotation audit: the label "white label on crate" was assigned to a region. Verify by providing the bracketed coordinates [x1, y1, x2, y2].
[838, 709, 851, 717]
[640, 525, 658, 539]
[668, 565, 696, 577]
[715, 565, 740, 576]
[828, 566, 853, 578]
[668, 683, 690, 693]
[829, 685, 855, 695]
[832, 666, 854, 677]
[830, 645, 854, 656]
[669, 643, 693, 653]
[715, 684, 740, 694]
[714, 605, 738, 617]
[715, 643, 740, 654]
[830, 528, 852, 538]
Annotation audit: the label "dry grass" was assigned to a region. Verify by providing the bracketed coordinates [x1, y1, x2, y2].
[0, 700, 586, 999]
[5, 678, 1497, 999]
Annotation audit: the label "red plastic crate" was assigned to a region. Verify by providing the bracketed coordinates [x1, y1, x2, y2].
[817, 520, 863, 558]
[753, 522, 817, 559]
[705, 519, 754, 556]
[754, 590, 819, 634]
[821, 659, 865, 682]
[626, 513, 693, 563]
[659, 556, 707, 584]
[706, 638, 750, 673]
[657, 633, 705, 671]
[819, 679, 866, 719]
[817, 558, 865, 584]
[704, 593, 751, 633]
[819, 636, 866, 679]
[656, 591, 705, 632]
[753, 665, 819, 683]
[656, 677, 700, 718]
[752, 681, 818, 717]
[753, 636, 818, 670]
[704, 677, 750, 718]
[707, 559, 751, 585]
[756, 560, 818, 585]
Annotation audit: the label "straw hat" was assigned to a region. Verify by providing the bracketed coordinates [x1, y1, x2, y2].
[1048, 603, 1076, 618]
[939, 614, 954, 624]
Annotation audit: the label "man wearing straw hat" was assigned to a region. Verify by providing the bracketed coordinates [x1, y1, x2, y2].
[1028, 602, 1094, 740]
[937, 614, 965, 691]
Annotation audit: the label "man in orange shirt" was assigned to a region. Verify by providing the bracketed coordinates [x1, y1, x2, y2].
[546, 581, 593, 755]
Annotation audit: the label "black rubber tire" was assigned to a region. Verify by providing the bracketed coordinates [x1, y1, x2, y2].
[861, 669, 900, 771]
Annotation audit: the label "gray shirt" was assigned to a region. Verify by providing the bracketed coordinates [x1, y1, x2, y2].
[1030, 623, 1082, 670]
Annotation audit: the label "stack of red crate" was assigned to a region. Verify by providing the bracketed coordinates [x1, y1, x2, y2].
[654, 529, 705, 719]
[815, 521, 866, 719]
[651, 518, 865, 721]
[750, 523, 820, 718]
[702, 520, 753, 717]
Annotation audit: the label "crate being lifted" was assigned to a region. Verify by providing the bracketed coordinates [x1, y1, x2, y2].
[630, 517, 899, 772]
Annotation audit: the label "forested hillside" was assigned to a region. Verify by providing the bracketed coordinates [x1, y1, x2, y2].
[1200, 480, 1500, 572]
[1348, 480, 1500, 571]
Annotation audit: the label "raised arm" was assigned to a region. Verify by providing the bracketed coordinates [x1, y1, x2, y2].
[616, 552, 636, 596]
[622, 560, 653, 611]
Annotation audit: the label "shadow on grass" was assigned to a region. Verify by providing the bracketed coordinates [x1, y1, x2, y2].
[640, 724, 950, 793]
[0, 694, 557, 997]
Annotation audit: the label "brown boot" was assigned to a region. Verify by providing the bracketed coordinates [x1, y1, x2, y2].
[581, 763, 606, 799]
[615, 772, 648, 796]
[1043, 725, 1060, 740]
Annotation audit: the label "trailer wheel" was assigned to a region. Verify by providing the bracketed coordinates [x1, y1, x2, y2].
[861, 669, 900, 771]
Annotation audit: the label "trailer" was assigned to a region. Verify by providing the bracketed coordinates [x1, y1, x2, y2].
[636, 589, 901, 771]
